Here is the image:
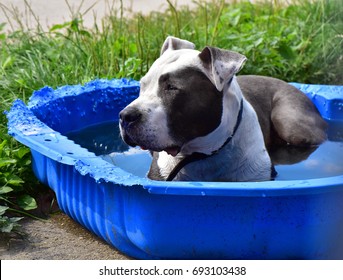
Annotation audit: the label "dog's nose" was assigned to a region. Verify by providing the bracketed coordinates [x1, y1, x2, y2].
[119, 107, 142, 128]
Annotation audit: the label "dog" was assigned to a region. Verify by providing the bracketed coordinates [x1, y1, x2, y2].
[119, 36, 327, 182]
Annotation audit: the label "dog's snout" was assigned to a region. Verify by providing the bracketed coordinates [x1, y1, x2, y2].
[119, 107, 142, 128]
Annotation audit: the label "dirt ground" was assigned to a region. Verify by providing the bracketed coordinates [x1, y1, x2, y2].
[0, 211, 131, 260]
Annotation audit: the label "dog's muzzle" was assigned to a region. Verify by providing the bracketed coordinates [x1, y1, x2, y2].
[119, 107, 142, 129]
[119, 106, 181, 156]
[119, 107, 142, 147]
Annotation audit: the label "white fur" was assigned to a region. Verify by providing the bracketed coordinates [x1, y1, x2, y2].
[157, 151, 181, 179]
[125, 96, 173, 150]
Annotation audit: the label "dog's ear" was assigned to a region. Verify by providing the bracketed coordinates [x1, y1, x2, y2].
[199, 47, 247, 91]
[160, 36, 195, 56]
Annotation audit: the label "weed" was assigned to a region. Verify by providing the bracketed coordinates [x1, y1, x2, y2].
[0, 136, 40, 233]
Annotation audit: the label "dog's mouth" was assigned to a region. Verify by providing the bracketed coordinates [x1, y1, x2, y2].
[139, 145, 181, 157]
[121, 132, 137, 148]
[162, 146, 181, 157]
[122, 132, 181, 156]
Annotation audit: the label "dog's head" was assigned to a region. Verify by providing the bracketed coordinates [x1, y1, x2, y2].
[119, 36, 246, 156]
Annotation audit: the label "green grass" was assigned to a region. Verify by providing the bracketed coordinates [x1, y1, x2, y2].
[0, 0, 342, 233]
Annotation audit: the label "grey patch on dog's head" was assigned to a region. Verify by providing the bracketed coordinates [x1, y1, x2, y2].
[160, 36, 196, 56]
[157, 67, 223, 144]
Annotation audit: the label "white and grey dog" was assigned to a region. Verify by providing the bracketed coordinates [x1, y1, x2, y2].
[119, 36, 327, 182]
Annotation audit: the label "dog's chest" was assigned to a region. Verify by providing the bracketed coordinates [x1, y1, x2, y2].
[157, 152, 181, 179]
[156, 148, 241, 181]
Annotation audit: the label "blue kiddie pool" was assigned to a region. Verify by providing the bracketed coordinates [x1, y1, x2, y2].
[6, 79, 343, 259]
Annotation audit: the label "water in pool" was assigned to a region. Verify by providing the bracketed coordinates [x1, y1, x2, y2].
[66, 120, 343, 181]
[67, 121, 128, 156]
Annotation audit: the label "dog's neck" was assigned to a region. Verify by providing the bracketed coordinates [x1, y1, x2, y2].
[165, 97, 244, 181]
[157, 77, 272, 182]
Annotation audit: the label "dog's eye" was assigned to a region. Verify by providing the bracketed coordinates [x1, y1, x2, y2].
[166, 84, 178, 91]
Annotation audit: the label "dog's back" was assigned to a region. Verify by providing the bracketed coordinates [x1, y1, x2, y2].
[237, 75, 327, 148]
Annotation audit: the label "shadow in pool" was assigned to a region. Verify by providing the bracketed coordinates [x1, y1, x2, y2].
[269, 145, 319, 165]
